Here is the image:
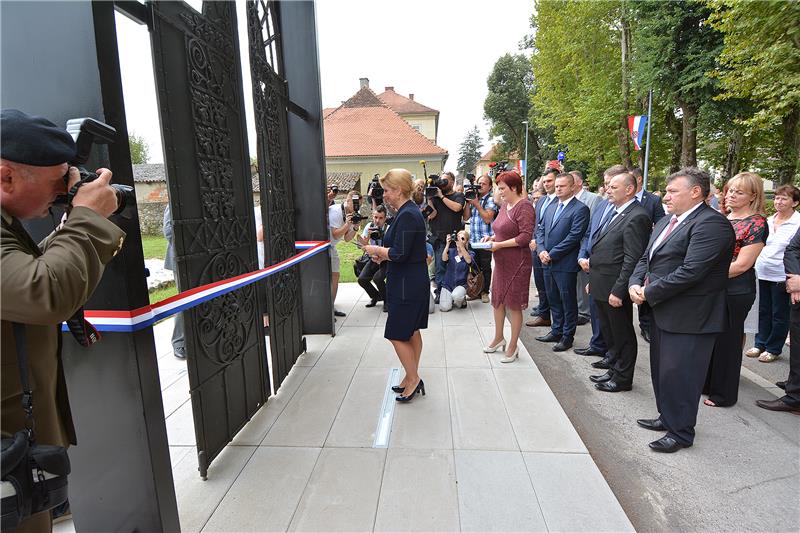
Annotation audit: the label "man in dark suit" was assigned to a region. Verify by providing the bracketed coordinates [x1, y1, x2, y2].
[756, 227, 800, 414]
[629, 167, 734, 453]
[574, 164, 628, 361]
[535, 173, 590, 351]
[587, 172, 651, 392]
[527, 168, 558, 327]
[631, 167, 666, 343]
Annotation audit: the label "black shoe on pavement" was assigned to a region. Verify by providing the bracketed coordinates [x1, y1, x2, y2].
[589, 371, 613, 383]
[755, 398, 800, 414]
[174, 350, 186, 360]
[641, 329, 650, 343]
[636, 418, 666, 431]
[334, 309, 346, 317]
[591, 358, 611, 369]
[552, 339, 573, 352]
[776, 381, 787, 390]
[365, 299, 378, 308]
[574, 346, 604, 356]
[649, 435, 690, 453]
[595, 380, 632, 393]
[576, 315, 590, 326]
[536, 332, 562, 343]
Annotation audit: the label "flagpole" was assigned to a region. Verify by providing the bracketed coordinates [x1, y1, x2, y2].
[643, 88, 653, 191]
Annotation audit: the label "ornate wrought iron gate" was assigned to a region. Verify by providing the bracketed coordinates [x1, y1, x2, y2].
[246, 0, 305, 390]
[149, 0, 269, 478]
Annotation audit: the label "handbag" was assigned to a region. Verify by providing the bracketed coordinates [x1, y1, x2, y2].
[466, 262, 484, 299]
[353, 253, 371, 277]
[1, 323, 70, 531]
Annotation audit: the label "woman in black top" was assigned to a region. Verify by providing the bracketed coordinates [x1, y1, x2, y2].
[364, 169, 429, 402]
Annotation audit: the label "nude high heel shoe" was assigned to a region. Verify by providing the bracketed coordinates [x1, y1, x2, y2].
[500, 346, 519, 363]
[483, 340, 506, 353]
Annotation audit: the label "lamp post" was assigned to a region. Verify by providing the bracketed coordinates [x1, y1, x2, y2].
[522, 120, 529, 192]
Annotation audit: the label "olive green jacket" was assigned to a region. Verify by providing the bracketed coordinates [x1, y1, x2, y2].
[1, 207, 125, 447]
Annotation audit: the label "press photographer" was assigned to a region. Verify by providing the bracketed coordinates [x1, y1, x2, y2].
[0, 109, 126, 532]
[439, 230, 475, 311]
[328, 189, 360, 317]
[427, 171, 465, 303]
[356, 205, 389, 308]
[462, 174, 497, 303]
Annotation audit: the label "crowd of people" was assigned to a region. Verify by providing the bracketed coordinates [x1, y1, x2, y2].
[328, 162, 800, 454]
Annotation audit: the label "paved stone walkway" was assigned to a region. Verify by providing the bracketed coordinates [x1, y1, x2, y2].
[57, 283, 633, 532]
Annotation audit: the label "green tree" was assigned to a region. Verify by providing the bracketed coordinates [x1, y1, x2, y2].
[631, 0, 723, 168]
[705, 0, 800, 184]
[457, 126, 483, 177]
[129, 132, 149, 165]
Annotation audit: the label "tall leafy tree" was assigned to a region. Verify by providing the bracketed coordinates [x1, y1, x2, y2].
[129, 132, 150, 165]
[457, 126, 483, 177]
[631, 0, 723, 168]
[705, 0, 800, 184]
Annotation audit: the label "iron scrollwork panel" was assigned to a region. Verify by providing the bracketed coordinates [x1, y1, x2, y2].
[247, 0, 305, 390]
[149, 0, 268, 479]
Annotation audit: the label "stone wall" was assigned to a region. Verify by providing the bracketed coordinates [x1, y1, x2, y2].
[138, 202, 167, 236]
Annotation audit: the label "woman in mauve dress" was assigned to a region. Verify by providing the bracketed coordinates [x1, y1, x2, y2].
[482, 170, 535, 363]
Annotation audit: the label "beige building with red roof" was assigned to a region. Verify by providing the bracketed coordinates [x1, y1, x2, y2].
[324, 78, 448, 194]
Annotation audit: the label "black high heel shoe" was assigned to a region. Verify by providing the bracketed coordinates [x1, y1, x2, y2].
[391, 385, 405, 393]
[396, 380, 425, 402]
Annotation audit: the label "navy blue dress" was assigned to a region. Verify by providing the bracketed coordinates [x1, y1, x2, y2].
[383, 200, 429, 341]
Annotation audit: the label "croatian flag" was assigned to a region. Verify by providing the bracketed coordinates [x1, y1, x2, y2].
[628, 115, 648, 151]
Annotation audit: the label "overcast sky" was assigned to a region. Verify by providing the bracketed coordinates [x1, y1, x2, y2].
[115, 0, 534, 171]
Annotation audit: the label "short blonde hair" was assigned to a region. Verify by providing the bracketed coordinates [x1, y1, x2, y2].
[379, 168, 414, 199]
[728, 172, 766, 214]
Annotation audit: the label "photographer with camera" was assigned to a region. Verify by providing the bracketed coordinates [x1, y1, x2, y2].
[462, 174, 497, 303]
[328, 188, 360, 317]
[356, 205, 389, 308]
[427, 171, 465, 304]
[439, 230, 475, 311]
[1, 110, 126, 532]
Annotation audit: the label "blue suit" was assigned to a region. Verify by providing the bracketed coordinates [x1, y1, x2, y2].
[536, 197, 590, 341]
[532, 194, 557, 318]
[579, 198, 615, 353]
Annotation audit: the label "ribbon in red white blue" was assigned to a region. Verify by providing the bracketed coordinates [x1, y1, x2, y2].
[64, 240, 330, 333]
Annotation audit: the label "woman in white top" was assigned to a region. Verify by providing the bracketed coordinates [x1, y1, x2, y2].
[750, 184, 800, 362]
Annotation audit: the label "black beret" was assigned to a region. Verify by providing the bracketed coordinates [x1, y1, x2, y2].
[1, 109, 76, 166]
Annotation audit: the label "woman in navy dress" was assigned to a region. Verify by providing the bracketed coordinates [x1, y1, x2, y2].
[364, 169, 429, 402]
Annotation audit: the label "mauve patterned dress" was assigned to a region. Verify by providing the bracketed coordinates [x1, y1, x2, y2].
[491, 200, 535, 309]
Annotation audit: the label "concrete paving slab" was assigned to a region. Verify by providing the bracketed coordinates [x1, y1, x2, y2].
[166, 397, 196, 446]
[523, 452, 635, 532]
[443, 325, 491, 368]
[390, 367, 453, 450]
[315, 325, 369, 367]
[448, 368, 518, 451]
[288, 447, 385, 532]
[326, 367, 391, 447]
[202, 447, 320, 532]
[455, 450, 547, 532]
[374, 448, 459, 532]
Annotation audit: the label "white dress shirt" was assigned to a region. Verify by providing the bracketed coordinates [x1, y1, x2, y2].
[755, 211, 800, 282]
[649, 201, 703, 258]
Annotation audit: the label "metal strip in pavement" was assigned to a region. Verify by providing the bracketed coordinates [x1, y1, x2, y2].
[373, 367, 401, 448]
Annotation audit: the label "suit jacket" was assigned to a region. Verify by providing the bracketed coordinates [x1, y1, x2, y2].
[630, 203, 734, 334]
[589, 202, 651, 300]
[639, 189, 666, 225]
[575, 189, 602, 215]
[535, 197, 590, 272]
[1, 207, 125, 447]
[579, 198, 611, 260]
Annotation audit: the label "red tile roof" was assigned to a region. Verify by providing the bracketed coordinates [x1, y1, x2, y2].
[481, 144, 519, 161]
[377, 87, 439, 115]
[324, 87, 447, 158]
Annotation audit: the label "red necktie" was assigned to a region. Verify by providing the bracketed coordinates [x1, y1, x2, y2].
[662, 215, 679, 240]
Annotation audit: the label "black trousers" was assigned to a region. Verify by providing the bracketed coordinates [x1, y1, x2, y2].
[473, 248, 492, 295]
[638, 301, 652, 333]
[358, 260, 387, 301]
[784, 304, 800, 405]
[704, 291, 756, 406]
[650, 324, 716, 446]
[596, 297, 637, 385]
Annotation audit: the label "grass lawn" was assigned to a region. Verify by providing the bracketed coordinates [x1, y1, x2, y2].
[336, 240, 363, 283]
[149, 283, 177, 305]
[142, 234, 167, 260]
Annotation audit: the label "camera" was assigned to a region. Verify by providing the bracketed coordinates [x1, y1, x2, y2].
[488, 160, 509, 178]
[350, 194, 366, 224]
[368, 225, 384, 242]
[448, 230, 460, 246]
[367, 173, 383, 205]
[464, 173, 479, 200]
[328, 185, 339, 195]
[425, 174, 448, 197]
[53, 118, 135, 216]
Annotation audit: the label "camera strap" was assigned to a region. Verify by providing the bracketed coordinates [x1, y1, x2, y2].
[11, 322, 36, 442]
